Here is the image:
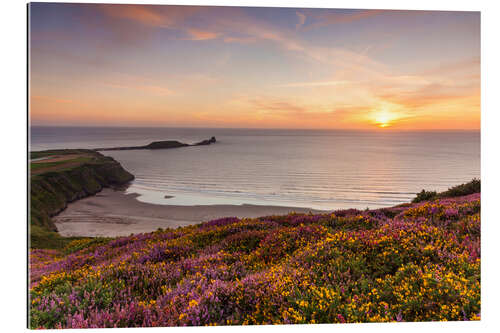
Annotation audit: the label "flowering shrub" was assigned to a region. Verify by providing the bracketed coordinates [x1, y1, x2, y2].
[29, 193, 480, 328]
[412, 179, 480, 203]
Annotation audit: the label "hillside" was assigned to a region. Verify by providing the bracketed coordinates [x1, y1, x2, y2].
[30, 149, 134, 248]
[29, 192, 480, 328]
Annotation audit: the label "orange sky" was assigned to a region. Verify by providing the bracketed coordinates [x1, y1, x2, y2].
[29, 4, 480, 130]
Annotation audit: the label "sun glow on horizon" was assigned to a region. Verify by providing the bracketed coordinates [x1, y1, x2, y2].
[370, 107, 403, 128]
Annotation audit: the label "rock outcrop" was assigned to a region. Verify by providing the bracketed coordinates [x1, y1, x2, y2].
[95, 137, 216, 151]
[193, 136, 217, 146]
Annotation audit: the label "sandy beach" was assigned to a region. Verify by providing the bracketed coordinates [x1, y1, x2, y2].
[54, 188, 327, 237]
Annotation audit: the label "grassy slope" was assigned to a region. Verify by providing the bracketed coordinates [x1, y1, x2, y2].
[29, 192, 480, 328]
[30, 149, 134, 249]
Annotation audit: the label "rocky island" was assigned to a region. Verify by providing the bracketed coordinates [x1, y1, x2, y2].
[95, 136, 216, 151]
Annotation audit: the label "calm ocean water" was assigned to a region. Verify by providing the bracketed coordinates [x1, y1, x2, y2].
[30, 127, 480, 210]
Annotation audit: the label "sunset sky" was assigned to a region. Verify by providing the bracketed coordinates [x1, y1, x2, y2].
[29, 3, 480, 129]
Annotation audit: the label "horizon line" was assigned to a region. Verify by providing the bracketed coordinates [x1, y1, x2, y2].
[29, 124, 480, 132]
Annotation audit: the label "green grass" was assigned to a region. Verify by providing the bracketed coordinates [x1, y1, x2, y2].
[30, 225, 88, 250]
[30, 157, 93, 172]
[62, 237, 112, 255]
[31, 161, 67, 171]
[30, 151, 55, 160]
[30, 226, 110, 252]
[30, 149, 95, 160]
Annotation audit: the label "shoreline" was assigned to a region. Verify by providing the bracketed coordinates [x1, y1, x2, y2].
[54, 188, 328, 237]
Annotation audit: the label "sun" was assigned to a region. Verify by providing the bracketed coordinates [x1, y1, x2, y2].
[371, 108, 399, 128]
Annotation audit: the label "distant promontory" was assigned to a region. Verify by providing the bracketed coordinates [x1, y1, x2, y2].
[94, 136, 216, 151]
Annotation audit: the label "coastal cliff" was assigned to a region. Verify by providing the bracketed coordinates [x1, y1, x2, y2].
[30, 137, 217, 248]
[30, 150, 134, 247]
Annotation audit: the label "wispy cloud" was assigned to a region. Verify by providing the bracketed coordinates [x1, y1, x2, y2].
[223, 36, 258, 44]
[229, 96, 379, 128]
[97, 4, 200, 28]
[303, 9, 385, 30]
[185, 28, 219, 40]
[420, 56, 480, 76]
[31, 95, 74, 104]
[92, 4, 387, 79]
[103, 82, 175, 96]
[249, 98, 307, 114]
[275, 80, 352, 88]
[295, 11, 306, 30]
[99, 4, 170, 27]
[376, 83, 479, 109]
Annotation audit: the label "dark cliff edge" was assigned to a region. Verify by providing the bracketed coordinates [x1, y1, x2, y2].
[95, 137, 216, 151]
[30, 150, 134, 248]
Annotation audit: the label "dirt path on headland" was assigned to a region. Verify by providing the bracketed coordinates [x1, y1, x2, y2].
[30, 153, 95, 175]
[54, 188, 326, 237]
[31, 154, 82, 164]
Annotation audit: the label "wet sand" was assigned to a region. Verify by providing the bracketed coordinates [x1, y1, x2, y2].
[54, 188, 326, 237]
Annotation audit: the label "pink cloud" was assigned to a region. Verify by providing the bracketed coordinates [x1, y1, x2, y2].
[97, 4, 200, 28]
[304, 9, 385, 30]
[186, 28, 219, 40]
[31, 95, 73, 104]
[100, 5, 168, 27]
[103, 82, 174, 96]
[223, 36, 258, 44]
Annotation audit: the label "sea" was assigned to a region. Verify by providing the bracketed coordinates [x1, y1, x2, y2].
[30, 127, 480, 210]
